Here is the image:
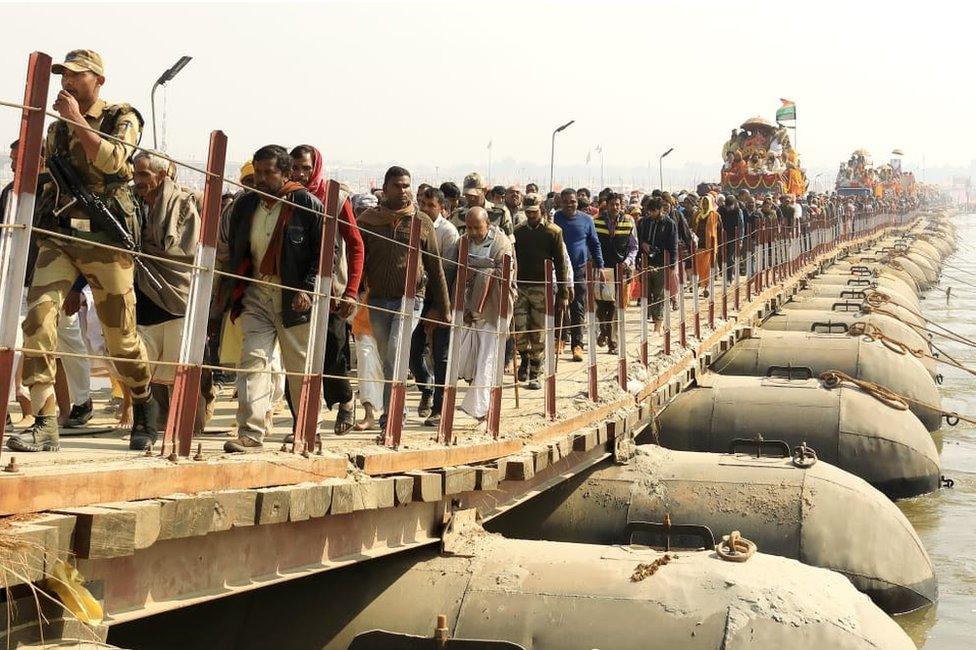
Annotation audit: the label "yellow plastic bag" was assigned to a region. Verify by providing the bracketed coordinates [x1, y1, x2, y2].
[44, 559, 104, 625]
[218, 311, 244, 366]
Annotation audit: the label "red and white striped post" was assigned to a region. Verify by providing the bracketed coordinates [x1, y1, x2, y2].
[691, 240, 701, 340]
[437, 237, 469, 445]
[162, 130, 227, 457]
[486, 254, 512, 439]
[745, 224, 753, 302]
[0, 52, 51, 459]
[677, 249, 687, 348]
[639, 254, 648, 367]
[585, 261, 599, 402]
[662, 251, 672, 356]
[544, 259, 557, 419]
[733, 225, 741, 311]
[291, 181, 340, 455]
[383, 216, 422, 448]
[615, 263, 627, 391]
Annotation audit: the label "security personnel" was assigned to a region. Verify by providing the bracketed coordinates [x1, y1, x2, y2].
[10, 49, 158, 452]
[593, 193, 637, 354]
[449, 172, 513, 237]
[512, 193, 568, 389]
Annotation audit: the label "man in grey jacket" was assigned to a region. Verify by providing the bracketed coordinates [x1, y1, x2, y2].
[459, 207, 515, 422]
[131, 151, 201, 431]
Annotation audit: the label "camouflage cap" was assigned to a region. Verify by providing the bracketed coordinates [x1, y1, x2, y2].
[522, 193, 542, 212]
[52, 49, 105, 76]
[462, 172, 486, 195]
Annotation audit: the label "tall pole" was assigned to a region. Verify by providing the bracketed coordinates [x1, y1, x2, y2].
[599, 146, 604, 188]
[150, 55, 192, 150]
[659, 147, 674, 192]
[549, 120, 575, 194]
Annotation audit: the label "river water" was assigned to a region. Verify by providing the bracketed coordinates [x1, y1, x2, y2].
[895, 213, 976, 648]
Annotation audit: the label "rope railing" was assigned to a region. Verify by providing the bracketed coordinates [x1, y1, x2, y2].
[0, 71, 921, 460]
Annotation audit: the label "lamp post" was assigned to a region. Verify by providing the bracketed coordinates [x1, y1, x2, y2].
[659, 147, 674, 191]
[596, 145, 604, 188]
[549, 120, 575, 194]
[150, 56, 192, 150]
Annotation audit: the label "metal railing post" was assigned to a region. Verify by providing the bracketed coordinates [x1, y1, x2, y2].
[486, 254, 512, 438]
[0, 52, 51, 459]
[585, 261, 599, 402]
[438, 237, 469, 444]
[383, 216, 422, 448]
[639, 254, 648, 367]
[291, 181, 340, 455]
[162, 130, 227, 457]
[615, 263, 627, 391]
[544, 259, 557, 418]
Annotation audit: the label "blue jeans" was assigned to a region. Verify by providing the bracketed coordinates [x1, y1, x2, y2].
[368, 296, 423, 418]
[410, 317, 450, 414]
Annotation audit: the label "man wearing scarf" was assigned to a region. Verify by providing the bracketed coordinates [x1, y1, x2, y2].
[221, 144, 324, 452]
[285, 144, 364, 435]
[357, 166, 450, 434]
[459, 207, 515, 421]
[130, 151, 201, 432]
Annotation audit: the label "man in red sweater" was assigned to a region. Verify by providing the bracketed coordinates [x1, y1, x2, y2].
[288, 145, 364, 434]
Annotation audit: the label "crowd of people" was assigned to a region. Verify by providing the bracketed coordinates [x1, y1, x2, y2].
[0, 49, 921, 455]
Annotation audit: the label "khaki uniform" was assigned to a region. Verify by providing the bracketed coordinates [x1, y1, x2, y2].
[22, 99, 151, 409]
[514, 286, 546, 376]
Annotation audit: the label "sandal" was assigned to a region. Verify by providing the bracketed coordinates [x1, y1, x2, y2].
[334, 407, 355, 435]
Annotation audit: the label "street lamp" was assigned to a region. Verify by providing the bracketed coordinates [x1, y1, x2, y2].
[150, 55, 192, 150]
[550, 119, 575, 194]
[659, 147, 674, 191]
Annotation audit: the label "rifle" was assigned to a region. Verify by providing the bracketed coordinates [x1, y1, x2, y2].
[47, 154, 162, 291]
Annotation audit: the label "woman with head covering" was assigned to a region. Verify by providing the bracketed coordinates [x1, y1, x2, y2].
[693, 195, 719, 292]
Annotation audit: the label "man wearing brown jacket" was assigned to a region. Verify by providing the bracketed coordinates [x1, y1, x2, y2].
[357, 166, 451, 431]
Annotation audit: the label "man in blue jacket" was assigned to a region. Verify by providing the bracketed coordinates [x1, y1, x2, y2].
[553, 188, 604, 362]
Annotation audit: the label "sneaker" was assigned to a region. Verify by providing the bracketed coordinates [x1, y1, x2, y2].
[423, 413, 441, 427]
[526, 378, 542, 390]
[517, 360, 528, 383]
[417, 393, 433, 419]
[129, 396, 160, 451]
[607, 343, 618, 355]
[223, 435, 264, 453]
[64, 399, 93, 428]
[7, 415, 60, 452]
[571, 345, 584, 362]
[597, 334, 607, 347]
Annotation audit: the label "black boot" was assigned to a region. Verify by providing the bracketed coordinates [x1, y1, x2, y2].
[7, 415, 60, 452]
[129, 396, 160, 451]
[517, 353, 529, 382]
[64, 398, 93, 428]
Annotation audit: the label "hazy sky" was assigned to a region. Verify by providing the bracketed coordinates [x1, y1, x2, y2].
[1, 0, 973, 187]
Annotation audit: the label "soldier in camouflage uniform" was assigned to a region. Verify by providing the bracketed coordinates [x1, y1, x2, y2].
[9, 50, 158, 452]
[449, 172, 513, 238]
[512, 194, 568, 389]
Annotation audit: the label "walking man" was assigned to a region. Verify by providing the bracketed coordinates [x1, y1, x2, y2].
[358, 166, 451, 433]
[593, 193, 637, 353]
[12, 49, 159, 452]
[553, 188, 604, 362]
[130, 151, 201, 430]
[287, 144, 364, 435]
[460, 207, 515, 420]
[513, 193, 568, 388]
[221, 145, 323, 452]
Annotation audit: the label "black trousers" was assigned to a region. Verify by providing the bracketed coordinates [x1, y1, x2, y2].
[285, 312, 353, 429]
[409, 319, 450, 414]
[557, 276, 587, 348]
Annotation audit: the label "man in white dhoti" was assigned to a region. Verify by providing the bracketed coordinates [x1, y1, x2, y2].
[459, 207, 515, 422]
